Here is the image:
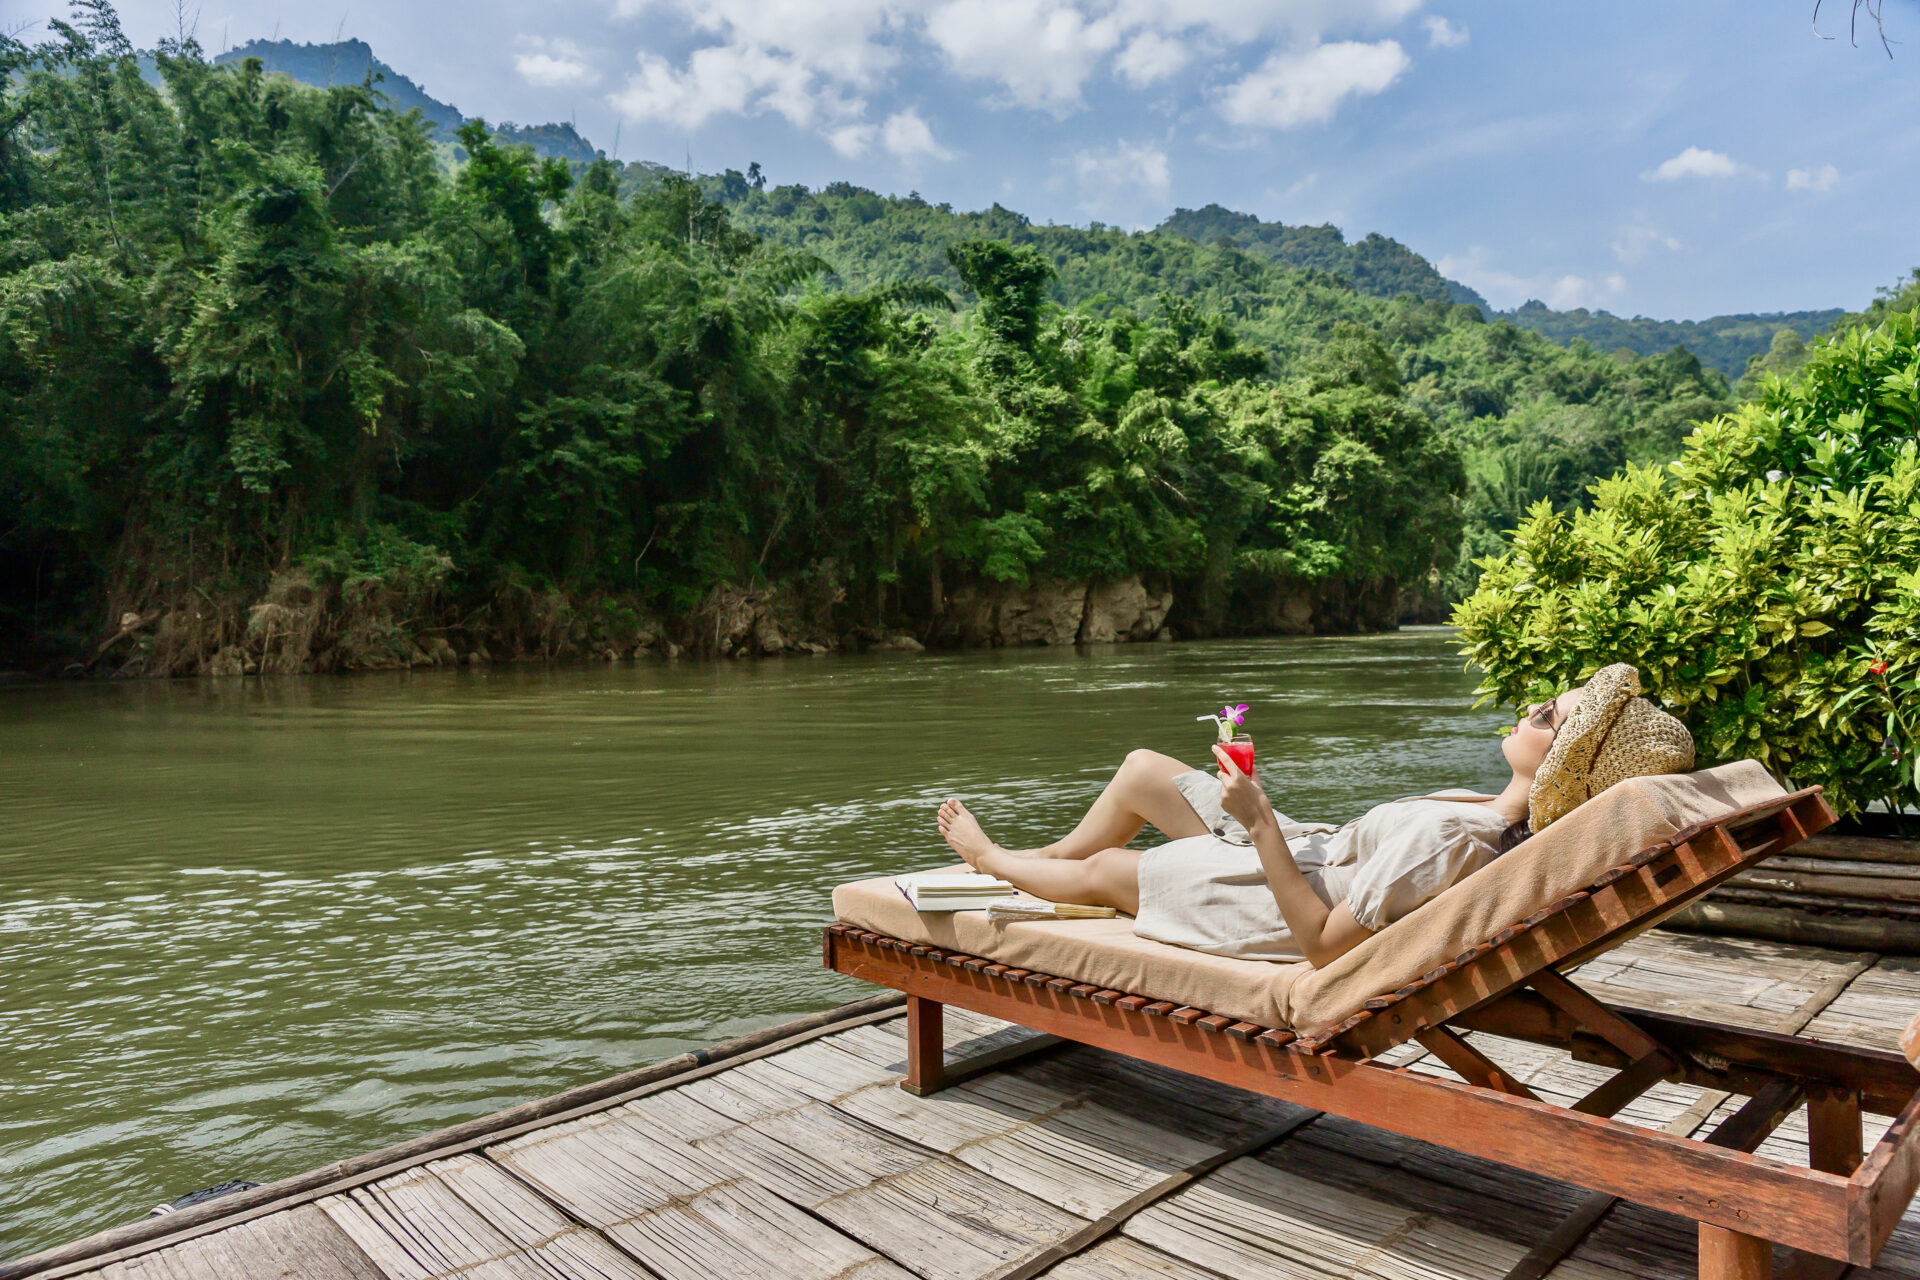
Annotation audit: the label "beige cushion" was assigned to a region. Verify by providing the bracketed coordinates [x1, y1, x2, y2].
[831, 874, 1308, 1028]
[1284, 760, 1785, 1033]
[832, 760, 1786, 1036]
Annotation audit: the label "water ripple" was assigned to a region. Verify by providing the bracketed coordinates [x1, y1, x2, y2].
[0, 632, 1504, 1256]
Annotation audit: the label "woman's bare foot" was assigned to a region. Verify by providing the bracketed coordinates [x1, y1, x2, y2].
[938, 798, 1005, 871]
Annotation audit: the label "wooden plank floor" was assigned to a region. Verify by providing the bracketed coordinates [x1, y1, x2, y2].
[39, 929, 1920, 1280]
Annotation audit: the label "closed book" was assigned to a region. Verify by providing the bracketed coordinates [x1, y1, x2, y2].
[897, 872, 1016, 911]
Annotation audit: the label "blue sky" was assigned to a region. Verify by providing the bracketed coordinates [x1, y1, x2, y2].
[75, 0, 1920, 319]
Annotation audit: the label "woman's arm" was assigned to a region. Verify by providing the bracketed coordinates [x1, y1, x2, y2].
[1213, 746, 1374, 968]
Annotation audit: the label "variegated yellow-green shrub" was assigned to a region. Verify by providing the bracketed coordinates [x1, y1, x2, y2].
[1453, 310, 1920, 816]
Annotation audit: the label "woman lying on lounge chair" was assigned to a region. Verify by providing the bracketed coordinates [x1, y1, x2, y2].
[938, 663, 1695, 969]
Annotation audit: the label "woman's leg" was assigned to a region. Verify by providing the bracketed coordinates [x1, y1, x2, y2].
[970, 846, 1143, 915]
[938, 749, 1208, 866]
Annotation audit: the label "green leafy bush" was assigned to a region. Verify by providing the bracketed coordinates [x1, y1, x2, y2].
[1452, 309, 1920, 816]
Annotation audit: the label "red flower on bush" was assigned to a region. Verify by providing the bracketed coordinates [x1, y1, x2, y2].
[1871, 660, 1890, 675]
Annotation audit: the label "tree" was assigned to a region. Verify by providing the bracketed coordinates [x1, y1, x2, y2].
[1453, 307, 1920, 815]
[947, 240, 1053, 351]
[0, 3, 1737, 670]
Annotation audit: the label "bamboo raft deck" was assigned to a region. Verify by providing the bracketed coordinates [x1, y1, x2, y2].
[13, 928, 1920, 1280]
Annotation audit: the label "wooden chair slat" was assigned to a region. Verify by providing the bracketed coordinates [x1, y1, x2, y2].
[1450, 939, 1499, 968]
[1585, 863, 1635, 890]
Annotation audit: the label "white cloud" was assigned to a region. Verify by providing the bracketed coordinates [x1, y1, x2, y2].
[1107, 0, 1421, 44]
[925, 1, 1422, 114]
[609, 1, 1433, 150]
[1074, 139, 1171, 210]
[1642, 146, 1742, 182]
[610, 52, 718, 128]
[1438, 246, 1626, 311]
[514, 37, 598, 88]
[612, 44, 862, 131]
[1611, 225, 1681, 263]
[827, 123, 878, 156]
[882, 109, 953, 160]
[1217, 39, 1410, 129]
[516, 54, 596, 88]
[1545, 272, 1626, 310]
[1114, 30, 1190, 85]
[1787, 164, 1839, 192]
[924, 0, 1121, 112]
[608, 0, 893, 142]
[615, 0, 903, 86]
[1421, 15, 1467, 47]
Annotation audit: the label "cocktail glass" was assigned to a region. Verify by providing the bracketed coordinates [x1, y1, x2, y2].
[1221, 732, 1254, 778]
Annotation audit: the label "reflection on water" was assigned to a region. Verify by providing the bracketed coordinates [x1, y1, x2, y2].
[0, 629, 1505, 1255]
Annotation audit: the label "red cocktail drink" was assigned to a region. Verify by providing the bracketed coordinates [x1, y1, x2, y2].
[1200, 705, 1253, 776]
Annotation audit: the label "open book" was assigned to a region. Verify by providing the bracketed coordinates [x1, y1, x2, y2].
[987, 897, 1118, 922]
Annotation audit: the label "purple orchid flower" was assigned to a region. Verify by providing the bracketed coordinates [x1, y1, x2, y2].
[1197, 703, 1250, 742]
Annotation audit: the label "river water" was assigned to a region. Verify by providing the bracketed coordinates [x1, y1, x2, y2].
[0, 629, 1510, 1257]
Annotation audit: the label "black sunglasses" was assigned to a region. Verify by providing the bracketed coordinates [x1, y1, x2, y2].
[1528, 700, 1562, 733]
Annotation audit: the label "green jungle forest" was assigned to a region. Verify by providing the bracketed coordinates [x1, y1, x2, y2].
[0, 7, 1899, 676]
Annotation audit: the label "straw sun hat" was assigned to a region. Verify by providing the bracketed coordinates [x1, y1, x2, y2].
[1528, 663, 1696, 832]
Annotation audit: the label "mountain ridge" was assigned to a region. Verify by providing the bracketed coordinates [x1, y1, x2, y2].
[214, 38, 602, 163]
[1503, 299, 1848, 376]
[1146, 203, 1843, 375]
[1154, 202, 1489, 309]
[214, 37, 1842, 379]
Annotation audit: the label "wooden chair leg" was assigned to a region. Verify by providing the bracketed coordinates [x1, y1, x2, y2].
[1778, 1087, 1855, 1280]
[1778, 1251, 1850, 1280]
[1808, 1086, 1864, 1176]
[1415, 1026, 1540, 1101]
[1700, 1224, 1771, 1280]
[902, 995, 944, 1096]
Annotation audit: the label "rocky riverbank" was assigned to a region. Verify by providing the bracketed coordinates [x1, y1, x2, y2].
[75, 569, 1426, 678]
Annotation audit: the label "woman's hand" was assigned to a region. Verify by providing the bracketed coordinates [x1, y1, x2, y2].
[1212, 744, 1275, 835]
[1213, 745, 1374, 968]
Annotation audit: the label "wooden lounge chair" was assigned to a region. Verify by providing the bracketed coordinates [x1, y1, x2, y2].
[826, 773, 1920, 1280]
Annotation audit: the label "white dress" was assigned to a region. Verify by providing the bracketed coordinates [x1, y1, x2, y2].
[1131, 770, 1512, 962]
